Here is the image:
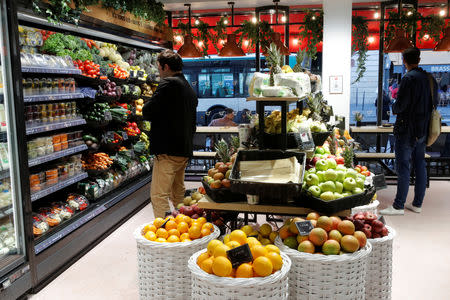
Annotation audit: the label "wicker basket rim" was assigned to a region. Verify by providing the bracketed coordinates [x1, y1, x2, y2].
[188, 249, 292, 287]
[275, 236, 372, 262]
[134, 223, 220, 248]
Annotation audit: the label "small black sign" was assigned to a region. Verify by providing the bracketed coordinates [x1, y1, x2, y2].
[373, 174, 387, 190]
[293, 131, 315, 151]
[129, 70, 136, 78]
[160, 218, 170, 229]
[226, 244, 253, 269]
[295, 221, 314, 236]
[378, 215, 386, 225]
[137, 70, 145, 79]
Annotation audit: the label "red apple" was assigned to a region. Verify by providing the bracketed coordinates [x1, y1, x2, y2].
[372, 233, 381, 239]
[362, 228, 372, 238]
[184, 206, 194, 217]
[381, 227, 389, 237]
[191, 214, 200, 219]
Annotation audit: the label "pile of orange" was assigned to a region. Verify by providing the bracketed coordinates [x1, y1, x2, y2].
[142, 214, 214, 243]
[196, 229, 283, 278]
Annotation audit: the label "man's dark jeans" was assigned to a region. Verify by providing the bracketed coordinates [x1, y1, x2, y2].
[393, 135, 427, 209]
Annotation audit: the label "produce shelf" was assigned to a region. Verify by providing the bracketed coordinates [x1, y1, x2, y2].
[23, 92, 85, 103]
[0, 169, 10, 180]
[31, 172, 88, 202]
[26, 118, 86, 135]
[0, 204, 13, 219]
[34, 172, 151, 254]
[21, 66, 82, 75]
[246, 96, 305, 102]
[28, 144, 88, 167]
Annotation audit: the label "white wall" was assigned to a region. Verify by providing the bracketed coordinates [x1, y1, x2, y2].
[322, 0, 353, 128]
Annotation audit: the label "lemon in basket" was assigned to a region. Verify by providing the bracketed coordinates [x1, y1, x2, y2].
[212, 256, 232, 277]
[235, 263, 253, 278]
[241, 225, 254, 236]
[213, 244, 231, 258]
[144, 231, 156, 241]
[266, 252, 283, 271]
[253, 256, 273, 277]
[200, 257, 214, 274]
[259, 223, 272, 238]
[230, 230, 247, 245]
[153, 218, 165, 229]
[207, 240, 223, 256]
[156, 228, 168, 239]
[246, 237, 261, 248]
[250, 245, 268, 259]
[265, 245, 280, 254]
[197, 252, 210, 265]
[226, 241, 241, 249]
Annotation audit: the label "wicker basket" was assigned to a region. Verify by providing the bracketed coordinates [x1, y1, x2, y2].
[134, 223, 220, 300]
[275, 236, 372, 300]
[351, 200, 380, 215]
[188, 250, 292, 300]
[365, 226, 396, 300]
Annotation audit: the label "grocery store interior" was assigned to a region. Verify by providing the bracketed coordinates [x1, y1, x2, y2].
[0, 0, 449, 299]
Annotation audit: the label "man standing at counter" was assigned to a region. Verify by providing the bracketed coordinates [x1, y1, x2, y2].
[208, 108, 237, 126]
[380, 47, 437, 216]
[143, 50, 198, 218]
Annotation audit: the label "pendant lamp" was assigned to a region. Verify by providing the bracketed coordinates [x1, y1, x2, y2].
[434, 27, 450, 51]
[219, 33, 245, 56]
[177, 35, 202, 57]
[385, 29, 413, 53]
[270, 32, 290, 55]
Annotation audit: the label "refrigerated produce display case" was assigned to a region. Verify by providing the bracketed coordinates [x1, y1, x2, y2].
[0, 1, 172, 296]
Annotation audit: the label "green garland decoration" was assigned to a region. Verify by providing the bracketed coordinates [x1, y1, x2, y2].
[210, 17, 229, 53]
[31, 0, 166, 25]
[234, 20, 273, 53]
[418, 14, 446, 43]
[193, 20, 211, 57]
[298, 10, 323, 60]
[352, 16, 369, 84]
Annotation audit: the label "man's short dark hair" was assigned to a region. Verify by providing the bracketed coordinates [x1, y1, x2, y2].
[224, 108, 234, 115]
[157, 50, 183, 72]
[402, 47, 420, 65]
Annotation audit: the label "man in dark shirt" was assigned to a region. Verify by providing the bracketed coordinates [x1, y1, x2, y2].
[143, 50, 198, 218]
[380, 47, 437, 216]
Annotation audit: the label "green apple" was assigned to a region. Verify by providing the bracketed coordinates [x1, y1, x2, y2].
[320, 181, 336, 193]
[336, 165, 347, 171]
[326, 158, 337, 170]
[352, 187, 364, 194]
[356, 173, 366, 181]
[302, 182, 307, 190]
[356, 178, 365, 189]
[305, 173, 320, 187]
[320, 191, 335, 201]
[343, 177, 357, 191]
[208, 178, 215, 185]
[342, 192, 352, 197]
[324, 147, 331, 154]
[336, 170, 345, 183]
[334, 192, 344, 199]
[308, 167, 317, 174]
[315, 147, 325, 155]
[203, 176, 209, 182]
[308, 185, 321, 197]
[315, 160, 329, 171]
[335, 181, 343, 194]
[345, 169, 358, 179]
[316, 171, 325, 182]
[324, 169, 337, 182]
[225, 170, 231, 179]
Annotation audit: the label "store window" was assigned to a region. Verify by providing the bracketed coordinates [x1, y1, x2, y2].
[211, 73, 234, 97]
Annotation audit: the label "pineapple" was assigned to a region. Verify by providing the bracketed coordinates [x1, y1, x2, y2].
[229, 135, 240, 153]
[293, 49, 306, 72]
[215, 138, 230, 163]
[266, 43, 283, 86]
[343, 145, 354, 168]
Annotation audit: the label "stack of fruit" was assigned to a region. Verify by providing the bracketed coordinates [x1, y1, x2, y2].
[179, 190, 204, 209]
[196, 230, 284, 278]
[237, 223, 278, 246]
[278, 212, 367, 255]
[303, 157, 369, 201]
[141, 214, 214, 243]
[203, 161, 233, 189]
[347, 212, 389, 239]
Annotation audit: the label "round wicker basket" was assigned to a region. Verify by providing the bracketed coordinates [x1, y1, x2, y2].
[188, 250, 292, 300]
[351, 200, 380, 215]
[365, 225, 396, 300]
[134, 223, 220, 300]
[275, 236, 372, 300]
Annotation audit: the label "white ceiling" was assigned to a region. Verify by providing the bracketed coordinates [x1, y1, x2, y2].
[161, 0, 387, 11]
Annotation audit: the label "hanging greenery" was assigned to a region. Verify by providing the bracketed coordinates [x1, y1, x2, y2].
[193, 20, 211, 57]
[234, 20, 273, 53]
[418, 14, 446, 44]
[210, 17, 229, 53]
[352, 16, 369, 84]
[298, 10, 323, 60]
[30, 0, 166, 25]
[177, 21, 190, 37]
[385, 9, 421, 47]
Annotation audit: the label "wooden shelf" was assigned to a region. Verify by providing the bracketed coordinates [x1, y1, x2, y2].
[197, 195, 350, 217]
[193, 151, 216, 158]
[246, 96, 302, 102]
[196, 126, 239, 133]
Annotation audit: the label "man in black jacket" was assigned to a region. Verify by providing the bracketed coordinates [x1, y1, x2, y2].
[143, 50, 198, 218]
[380, 47, 437, 216]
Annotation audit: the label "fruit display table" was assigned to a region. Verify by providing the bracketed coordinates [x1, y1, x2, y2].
[197, 195, 351, 229]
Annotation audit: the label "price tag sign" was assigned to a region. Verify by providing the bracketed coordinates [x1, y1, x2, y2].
[226, 244, 253, 268]
[129, 70, 136, 78]
[137, 70, 145, 79]
[104, 111, 112, 121]
[122, 132, 128, 140]
[373, 174, 387, 190]
[300, 132, 310, 143]
[295, 221, 314, 236]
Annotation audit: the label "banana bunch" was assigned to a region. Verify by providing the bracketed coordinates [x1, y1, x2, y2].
[264, 110, 282, 134]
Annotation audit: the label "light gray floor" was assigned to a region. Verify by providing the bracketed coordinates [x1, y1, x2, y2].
[29, 181, 450, 300]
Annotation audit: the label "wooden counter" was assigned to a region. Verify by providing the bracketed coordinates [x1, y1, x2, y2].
[196, 126, 239, 133]
[350, 125, 450, 134]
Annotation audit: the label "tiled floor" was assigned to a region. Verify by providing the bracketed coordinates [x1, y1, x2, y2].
[28, 181, 450, 300]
